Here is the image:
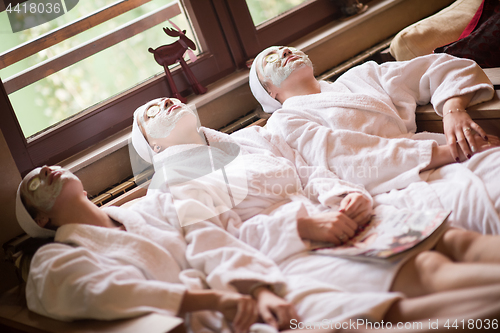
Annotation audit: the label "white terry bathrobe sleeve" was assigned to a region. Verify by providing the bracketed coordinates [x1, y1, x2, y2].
[336, 53, 494, 133]
[181, 218, 288, 295]
[27, 241, 187, 322]
[140, 191, 288, 295]
[265, 54, 494, 196]
[25, 203, 189, 323]
[272, 54, 494, 138]
[127, 192, 288, 296]
[231, 126, 373, 208]
[266, 111, 437, 195]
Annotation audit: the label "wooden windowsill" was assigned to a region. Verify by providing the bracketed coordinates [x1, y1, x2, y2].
[59, 69, 251, 173]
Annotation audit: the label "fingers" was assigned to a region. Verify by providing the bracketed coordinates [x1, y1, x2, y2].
[455, 130, 472, 160]
[489, 136, 500, 146]
[455, 127, 497, 159]
[339, 193, 370, 217]
[241, 300, 259, 333]
[274, 304, 299, 330]
[260, 306, 278, 330]
[339, 195, 351, 212]
[325, 214, 357, 245]
[463, 126, 477, 155]
[444, 114, 489, 161]
[233, 297, 258, 333]
[340, 195, 357, 216]
[470, 122, 488, 141]
[477, 135, 500, 152]
[340, 194, 372, 226]
[351, 208, 372, 226]
[337, 217, 357, 237]
[232, 298, 246, 332]
[446, 133, 460, 162]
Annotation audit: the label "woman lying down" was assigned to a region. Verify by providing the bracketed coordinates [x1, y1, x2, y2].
[17, 166, 297, 333]
[16, 164, 500, 332]
[130, 97, 500, 326]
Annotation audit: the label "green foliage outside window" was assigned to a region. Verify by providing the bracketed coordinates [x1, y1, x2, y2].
[0, 0, 306, 138]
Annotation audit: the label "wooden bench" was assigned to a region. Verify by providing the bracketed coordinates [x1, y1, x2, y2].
[417, 68, 500, 136]
[416, 90, 500, 135]
[0, 286, 185, 333]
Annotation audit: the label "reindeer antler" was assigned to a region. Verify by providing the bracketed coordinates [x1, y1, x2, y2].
[163, 27, 180, 37]
[166, 19, 197, 63]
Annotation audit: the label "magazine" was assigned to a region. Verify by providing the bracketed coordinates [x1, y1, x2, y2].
[311, 209, 451, 263]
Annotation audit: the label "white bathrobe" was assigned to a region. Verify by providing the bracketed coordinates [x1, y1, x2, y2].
[147, 126, 403, 322]
[265, 54, 499, 233]
[26, 192, 286, 328]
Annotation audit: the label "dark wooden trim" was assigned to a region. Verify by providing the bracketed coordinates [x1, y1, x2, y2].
[1, 0, 236, 176]
[0, 78, 33, 176]
[23, 53, 230, 169]
[211, 0, 247, 68]
[182, 0, 235, 70]
[224, 0, 258, 60]
[226, 0, 342, 59]
[0, 0, 152, 68]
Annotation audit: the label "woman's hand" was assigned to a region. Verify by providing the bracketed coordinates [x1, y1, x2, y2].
[442, 93, 488, 161]
[215, 292, 258, 333]
[297, 211, 357, 245]
[339, 193, 372, 226]
[252, 286, 298, 330]
[443, 111, 488, 161]
[475, 134, 500, 153]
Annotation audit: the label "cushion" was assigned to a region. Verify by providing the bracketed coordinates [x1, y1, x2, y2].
[434, 0, 500, 68]
[390, 0, 483, 61]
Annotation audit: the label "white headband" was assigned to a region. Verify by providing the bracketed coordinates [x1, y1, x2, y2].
[249, 52, 282, 114]
[16, 183, 56, 238]
[131, 99, 162, 164]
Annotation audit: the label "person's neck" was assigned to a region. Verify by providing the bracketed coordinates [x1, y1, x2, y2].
[187, 129, 207, 145]
[52, 196, 116, 229]
[278, 76, 321, 104]
[169, 129, 207, 147]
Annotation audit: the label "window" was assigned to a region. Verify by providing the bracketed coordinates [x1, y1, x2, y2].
[0, 0, 344, 176]
[246, 0, 309, 26]
[1, 0, 192, 138]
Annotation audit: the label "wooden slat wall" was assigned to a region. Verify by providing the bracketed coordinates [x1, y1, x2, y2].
[3, 2, 181, 94]
[0, 0, 152, 69]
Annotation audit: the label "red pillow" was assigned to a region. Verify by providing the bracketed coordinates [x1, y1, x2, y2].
[434, 0, 500, 68]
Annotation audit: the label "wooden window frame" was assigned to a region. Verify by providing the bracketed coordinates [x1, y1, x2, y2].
[0, 0, 346, 176]
[0, 0, 235, 176]
[224, 0, 343, 66]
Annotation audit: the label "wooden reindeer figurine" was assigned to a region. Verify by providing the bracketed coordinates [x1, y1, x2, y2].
[149, 22, 207, 102]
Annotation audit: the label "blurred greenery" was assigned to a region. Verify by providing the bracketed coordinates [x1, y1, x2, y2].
[0, 0, 306, 138]
[1, 0, 191, 138]
[246, 0, 308, 26]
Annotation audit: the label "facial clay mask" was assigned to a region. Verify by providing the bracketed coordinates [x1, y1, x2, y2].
[259, 47, 313, 88]
[142, 99, 196, 139]
[26, 167, 79, 212]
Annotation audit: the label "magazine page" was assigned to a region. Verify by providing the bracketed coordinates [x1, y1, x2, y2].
[311, 209, 450, 263]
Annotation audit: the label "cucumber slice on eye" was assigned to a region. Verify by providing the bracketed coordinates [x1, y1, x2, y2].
[265, 53, 279, 63]
[28, 177, 41, 192]
[146, 105, 160, 118]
